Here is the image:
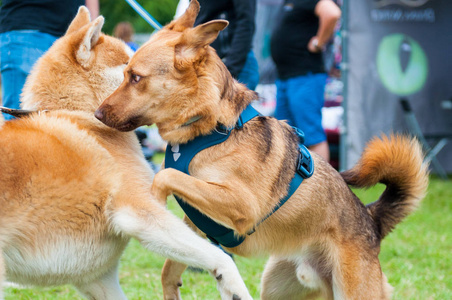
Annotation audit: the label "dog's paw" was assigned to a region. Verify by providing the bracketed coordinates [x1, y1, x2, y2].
[162, 268, 183, 300]
[213, 259, 252, 300]
[162, 282, 182, 300]
[163, 291, 182, 300]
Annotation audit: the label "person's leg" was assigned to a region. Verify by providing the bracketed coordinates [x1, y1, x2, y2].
[274, 79, 294, 125]
[309, 73, 330, 161]
[237, 50, 260, 91]
[286, 73, 330, 161]
[1, 32, 28, 120]
[0, 31, 57, 120]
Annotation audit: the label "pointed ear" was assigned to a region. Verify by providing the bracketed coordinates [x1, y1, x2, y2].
[66, 6, 91, 35]
[167, 0, 200, 32]
[175, 20, 228, 70]
[76, 16, 104, 68]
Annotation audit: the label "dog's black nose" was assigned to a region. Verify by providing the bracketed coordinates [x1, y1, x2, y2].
[94, 109, 104, 121]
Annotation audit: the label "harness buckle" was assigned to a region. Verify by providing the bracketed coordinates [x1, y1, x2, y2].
[297, 144, 314, 179]
[214, 124, 231, 135]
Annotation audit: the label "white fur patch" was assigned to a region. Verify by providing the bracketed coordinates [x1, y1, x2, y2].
[112, 206, 222, 268]
[289, 251, 324, 291]
[296, 260, 322, 290]
[102, 65, 126, 92]
[4, 235, 128, 286]
[20, 92, 39, 110]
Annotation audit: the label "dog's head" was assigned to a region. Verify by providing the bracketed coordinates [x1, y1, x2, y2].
[21, 6, 132, 113]
[95, 0, 256, 144]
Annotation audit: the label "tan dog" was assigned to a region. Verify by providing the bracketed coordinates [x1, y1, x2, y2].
[95, 1, 429, 299]
[0, 7, 252, 300]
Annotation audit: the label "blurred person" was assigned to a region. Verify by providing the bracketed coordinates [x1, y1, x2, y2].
[113, 21, 139, 52]
[0, 0, 99, 120]
[270, 0, 341, 161]
[177, 0, 259, 90]
[196, 0, 259, 90]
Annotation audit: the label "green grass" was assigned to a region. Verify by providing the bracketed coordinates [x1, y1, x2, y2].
[5, 177, 452, 299]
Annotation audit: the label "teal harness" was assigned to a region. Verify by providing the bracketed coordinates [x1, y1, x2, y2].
[164, 105, 314, 248]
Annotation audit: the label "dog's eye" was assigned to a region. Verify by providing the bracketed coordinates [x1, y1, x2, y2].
[131, 74, 141, 84]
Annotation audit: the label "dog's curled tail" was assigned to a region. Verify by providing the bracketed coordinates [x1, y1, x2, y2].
[341, 134, 429, 239]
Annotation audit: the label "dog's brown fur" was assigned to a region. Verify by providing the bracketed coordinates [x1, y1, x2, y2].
[0, 7, 252, 300]
[96, 1, 429, 299]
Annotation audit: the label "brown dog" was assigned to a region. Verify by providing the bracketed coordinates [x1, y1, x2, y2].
[0, 7, 251, 300]
[95, 1, 429, 299]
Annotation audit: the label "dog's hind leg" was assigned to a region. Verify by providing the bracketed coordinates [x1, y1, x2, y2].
[161, 258, 187, 300]
[261, 256, 322, 300]
[330, 243, 391, 300]
[111, 200, 252, 300]
[74, 263, 127, 300]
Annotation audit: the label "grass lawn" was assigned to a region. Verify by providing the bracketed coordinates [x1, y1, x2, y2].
[5, 176, 451, 299]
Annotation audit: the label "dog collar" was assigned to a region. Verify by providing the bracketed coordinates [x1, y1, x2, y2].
[164, 104, 314, 248]
[0, 106, 48, 118]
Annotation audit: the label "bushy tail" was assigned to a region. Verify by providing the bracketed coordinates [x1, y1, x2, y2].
[341, 134, 429, 239]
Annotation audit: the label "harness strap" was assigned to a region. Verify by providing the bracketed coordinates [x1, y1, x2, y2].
[249, 143, 313, 234]
[164, 104, 314, 248]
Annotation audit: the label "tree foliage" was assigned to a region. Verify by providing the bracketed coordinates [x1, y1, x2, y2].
[99, 0, 179, 35]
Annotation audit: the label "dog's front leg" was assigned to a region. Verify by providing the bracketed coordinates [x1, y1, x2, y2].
[111, 199, 251, 300]
[151, 168, 259, 235]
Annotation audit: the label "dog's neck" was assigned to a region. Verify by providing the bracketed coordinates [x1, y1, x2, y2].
[209, 55, 257, 128]
[22, 72, 97, 113]
[184, 72, 256, 142]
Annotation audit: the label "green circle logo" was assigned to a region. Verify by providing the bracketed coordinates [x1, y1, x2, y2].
[376, 34, 428, 96]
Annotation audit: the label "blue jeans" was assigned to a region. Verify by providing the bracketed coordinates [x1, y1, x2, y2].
[238, 50, 259, 91]
[275, 73, 328, 146]
[0, 30, 57, 120]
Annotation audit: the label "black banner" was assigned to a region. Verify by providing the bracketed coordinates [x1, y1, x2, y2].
[344, 0, 452, 172]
